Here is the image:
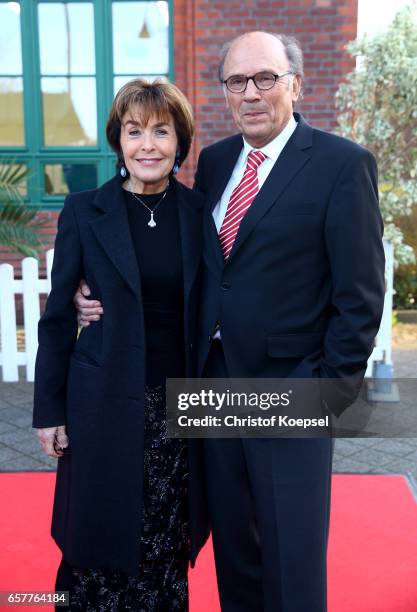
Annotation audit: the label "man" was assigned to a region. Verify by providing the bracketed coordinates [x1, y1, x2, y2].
[75, 32, 385, 611]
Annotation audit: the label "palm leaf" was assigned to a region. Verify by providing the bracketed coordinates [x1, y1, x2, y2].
[0, 200, 45, 258]
[0, 163, 29, 202]
[0, 162, 45, 258]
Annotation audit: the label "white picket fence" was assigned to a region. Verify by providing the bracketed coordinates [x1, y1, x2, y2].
[0, 249, 54, 382]
[0, 241, 394, 383]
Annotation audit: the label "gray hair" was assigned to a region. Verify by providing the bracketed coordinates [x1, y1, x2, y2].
[218, 32, 304, 82]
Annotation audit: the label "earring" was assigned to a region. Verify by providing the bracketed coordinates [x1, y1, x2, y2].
[172, 152, 181, 176]
[120, 164, 127, 178]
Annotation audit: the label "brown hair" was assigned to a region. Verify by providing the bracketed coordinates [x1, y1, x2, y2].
[106, 78, 194, 173]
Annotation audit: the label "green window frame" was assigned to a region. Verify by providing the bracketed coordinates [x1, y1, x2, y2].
[0, 0, 174, 209]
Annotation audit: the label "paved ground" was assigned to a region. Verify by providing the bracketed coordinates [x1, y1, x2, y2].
[1, 324, 416, 498]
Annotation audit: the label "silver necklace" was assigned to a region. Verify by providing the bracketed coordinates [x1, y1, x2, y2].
[129, 182, 169, 228]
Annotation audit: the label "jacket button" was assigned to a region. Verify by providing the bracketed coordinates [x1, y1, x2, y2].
[208, 335, 212, 342]
[189, 343, 193, 349]
[221, 282, 231, 290]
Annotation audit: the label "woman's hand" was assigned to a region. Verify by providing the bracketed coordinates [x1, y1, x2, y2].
[73, 279, 103, 328]
[37, 425, 69, 458]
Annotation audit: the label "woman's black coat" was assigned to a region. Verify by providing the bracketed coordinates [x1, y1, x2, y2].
[33, 175, 209, 575]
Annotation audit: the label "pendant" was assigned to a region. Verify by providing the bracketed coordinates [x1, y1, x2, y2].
[148, 213, 156, 228]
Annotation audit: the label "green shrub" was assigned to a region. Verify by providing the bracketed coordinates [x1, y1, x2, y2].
[394, 264, 417, 309]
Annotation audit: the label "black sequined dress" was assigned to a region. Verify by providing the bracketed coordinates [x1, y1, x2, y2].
[66, 185, 189, 611]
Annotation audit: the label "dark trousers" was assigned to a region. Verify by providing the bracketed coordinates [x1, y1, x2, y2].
[203, 340, 333, 612]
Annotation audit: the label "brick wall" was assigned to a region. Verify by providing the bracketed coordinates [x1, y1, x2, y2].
[0, 0, 357, 273]
[175, 0, 357, 185]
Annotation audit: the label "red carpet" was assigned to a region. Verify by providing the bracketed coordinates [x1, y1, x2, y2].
[1, 473, 416, 611]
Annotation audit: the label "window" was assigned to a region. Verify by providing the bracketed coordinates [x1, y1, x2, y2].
[0, 3, 24, 146]
[38, 2, 97, 147]
[0, 0, 172, 208]
[112, 1, 170, 93]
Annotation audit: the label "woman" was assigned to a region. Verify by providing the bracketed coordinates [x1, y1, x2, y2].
[33, 79, 208, 611]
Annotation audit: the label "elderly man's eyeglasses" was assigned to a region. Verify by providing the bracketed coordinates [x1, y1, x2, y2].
[222, 71, 294, 93]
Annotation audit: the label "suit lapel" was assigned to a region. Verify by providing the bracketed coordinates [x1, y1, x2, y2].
[204, 135, 243, 271]
[227, 114, 313, 263]
[203, 202, 224, 271]
[89, 176, 142, 301]
[208, 135, 243, 212]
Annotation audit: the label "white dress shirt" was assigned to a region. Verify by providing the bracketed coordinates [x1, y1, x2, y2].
[212, 115, 298, 231]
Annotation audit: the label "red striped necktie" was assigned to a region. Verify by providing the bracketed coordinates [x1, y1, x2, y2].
[219, 150, 267, 260]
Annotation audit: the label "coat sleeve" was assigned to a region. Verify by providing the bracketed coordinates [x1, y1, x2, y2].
[319, 149, 385, 415]
[33, 196, 83, 428]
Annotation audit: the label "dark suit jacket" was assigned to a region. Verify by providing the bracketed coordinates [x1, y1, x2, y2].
[33, 175, 209, 575]
[194, 113, 385, 415]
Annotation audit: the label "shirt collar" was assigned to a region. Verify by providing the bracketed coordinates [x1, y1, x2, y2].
[241, 114, 298, 163]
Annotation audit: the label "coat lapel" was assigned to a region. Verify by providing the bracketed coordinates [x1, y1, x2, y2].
[228, 114, 313, 263]
[174, 179, 203, 304]
[89, 175, 142, 301]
